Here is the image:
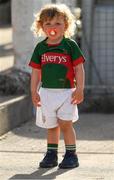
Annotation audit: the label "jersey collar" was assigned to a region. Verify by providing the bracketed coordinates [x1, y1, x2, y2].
[43, 36, 65, 47]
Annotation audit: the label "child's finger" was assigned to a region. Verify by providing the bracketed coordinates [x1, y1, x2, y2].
[37, 101, 41, 107]
[71, 98, 78, 104]
[71, 97, 83, 104]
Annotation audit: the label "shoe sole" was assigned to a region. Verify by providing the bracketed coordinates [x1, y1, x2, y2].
[59, 163, 79, 169]
[39, 163, 58, 168]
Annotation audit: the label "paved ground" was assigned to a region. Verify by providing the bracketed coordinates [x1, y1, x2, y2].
[0, 113, 114, 180]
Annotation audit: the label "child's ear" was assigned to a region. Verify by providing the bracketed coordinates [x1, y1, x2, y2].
[65, 22, 68, 31]
[38, 21, 43, 30]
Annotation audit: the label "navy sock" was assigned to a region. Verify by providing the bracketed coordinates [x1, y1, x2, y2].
[47, 144, 58, 153]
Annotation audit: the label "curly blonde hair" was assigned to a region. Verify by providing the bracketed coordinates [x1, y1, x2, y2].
[31, 4, 76, 38]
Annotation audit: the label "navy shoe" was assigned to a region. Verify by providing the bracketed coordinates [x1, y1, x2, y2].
[39, 150, 58, 168]
[59, 152, 79, 169]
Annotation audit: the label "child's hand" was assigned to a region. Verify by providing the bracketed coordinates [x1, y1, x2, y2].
[31, 92, 41, 107]
[71, 88, 84, 104]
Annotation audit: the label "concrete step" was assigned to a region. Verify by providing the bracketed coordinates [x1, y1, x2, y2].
[0, 95, 33, 136]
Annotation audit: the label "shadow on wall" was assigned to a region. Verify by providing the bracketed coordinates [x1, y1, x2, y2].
[0, 0, 11, 26]
[0, 43, 13, 57]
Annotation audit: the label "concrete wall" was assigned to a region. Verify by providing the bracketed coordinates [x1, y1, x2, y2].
[12, 0, 51, 72]
[92, 6, 114, 85]
[56, 0, 76, 9]
[82, 0, 114, 86]
[82, 0, 94, 85]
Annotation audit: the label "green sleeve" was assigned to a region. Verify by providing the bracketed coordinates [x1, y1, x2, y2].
[29, 44, 41, 69]
[70, 39, 85, 66]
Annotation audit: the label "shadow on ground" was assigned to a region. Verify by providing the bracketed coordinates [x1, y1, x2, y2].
[10, 167, 73, 179]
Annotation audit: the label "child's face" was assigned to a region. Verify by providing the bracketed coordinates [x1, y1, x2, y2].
[42, 16, 67, 42]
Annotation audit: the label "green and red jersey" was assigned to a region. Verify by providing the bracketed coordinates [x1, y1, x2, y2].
[29, 37, 85, 88]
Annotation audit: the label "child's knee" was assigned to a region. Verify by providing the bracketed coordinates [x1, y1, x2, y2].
[58, 119, 72, 131]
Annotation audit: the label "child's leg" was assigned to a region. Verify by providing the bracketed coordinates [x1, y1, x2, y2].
[58, 119, 79, 169]
[39, 126, 60, 168]
[58, 120, 76, 147]
[47, 126, 60, 144]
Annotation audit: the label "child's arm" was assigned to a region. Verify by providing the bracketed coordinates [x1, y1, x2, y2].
[31, 68, 41, 107]
[71, 63, 85, 104]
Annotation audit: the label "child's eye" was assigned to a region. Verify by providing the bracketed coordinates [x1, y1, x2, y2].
[56, 23, 61, 25]
[45, 23, 51, 26]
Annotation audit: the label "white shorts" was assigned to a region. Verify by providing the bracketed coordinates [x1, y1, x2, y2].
[36, 88, 79, 129]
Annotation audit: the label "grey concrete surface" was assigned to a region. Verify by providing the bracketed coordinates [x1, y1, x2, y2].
[0, 95, 33, 136]
[0, 113, 114, 180]
[0, 26, 14, 72]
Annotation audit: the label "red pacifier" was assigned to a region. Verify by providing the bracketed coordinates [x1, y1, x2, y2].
[48, 29, 56, 36]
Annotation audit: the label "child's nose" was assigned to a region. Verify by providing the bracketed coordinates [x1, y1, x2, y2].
[49, 27, 56, 31]
[49, 25, 56, 29]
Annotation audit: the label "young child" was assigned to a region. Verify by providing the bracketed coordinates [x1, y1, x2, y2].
[29, 3, 85, 169]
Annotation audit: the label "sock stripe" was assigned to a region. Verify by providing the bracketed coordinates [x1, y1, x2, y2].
[47, 144, 58, 151]
[66, 147, 76, 148]
[65, 144, 76, 152]
[66, 148, 76, 150]
[48, 147, 58, 150]
[66, 145, 76, 147]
